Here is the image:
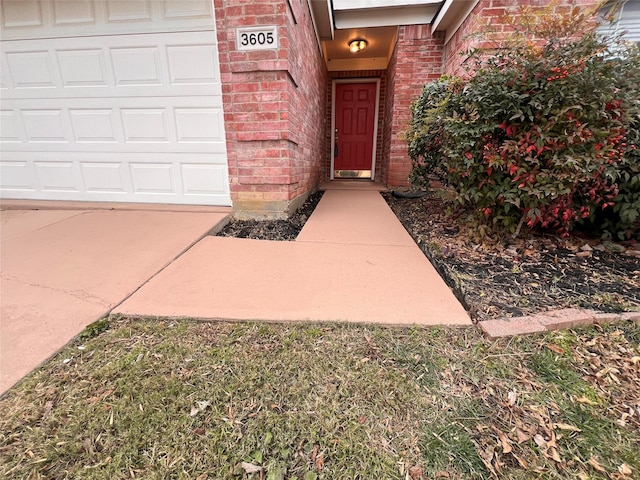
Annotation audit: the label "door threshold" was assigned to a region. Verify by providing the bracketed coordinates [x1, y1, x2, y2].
[334, 170, 371, 179]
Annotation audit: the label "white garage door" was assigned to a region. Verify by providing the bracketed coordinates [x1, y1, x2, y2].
[0, 0, 231, 206]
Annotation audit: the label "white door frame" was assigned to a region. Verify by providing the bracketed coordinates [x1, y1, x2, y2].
[330, 78, 381, 181]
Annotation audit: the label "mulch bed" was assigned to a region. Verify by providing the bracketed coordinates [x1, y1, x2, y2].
[383, 191, 640, 323]
[216, 191, 324, 241]
[214, 187, 639, 324]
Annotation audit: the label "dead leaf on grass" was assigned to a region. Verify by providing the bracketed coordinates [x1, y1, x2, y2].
[240, 462, 263, 474]
[546, 344, 565, 354]
[512, 453, 529, 469]
[516, 428, 532, 444]
[573, 395, 598, 406]
[548, 446, 562, 463]
[553, 423, 582, 432]
[42, 400, 54, 419]
[82, 437, 93, 455]
[588, 457, 607, 473]
[408, 465, 423, 479]
[434, 471, 451, 478]
[618, 463, 633, 476]
[477, 444, 499, 478]
[533, 434, 548, 449]
[491, 425, 512, 454]
[189, 400, 210, 417]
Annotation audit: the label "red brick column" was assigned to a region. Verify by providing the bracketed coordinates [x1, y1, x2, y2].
[384, 25, 443, 187]
[214, 0, 326, 218]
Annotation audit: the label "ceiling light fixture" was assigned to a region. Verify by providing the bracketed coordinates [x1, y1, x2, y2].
[349, 39, 367, 53]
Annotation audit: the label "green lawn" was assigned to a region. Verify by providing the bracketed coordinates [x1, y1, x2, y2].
[1, 317, 638, 479]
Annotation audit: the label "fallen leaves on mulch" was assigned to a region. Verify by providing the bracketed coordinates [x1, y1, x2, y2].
[384, 192, 640, 323]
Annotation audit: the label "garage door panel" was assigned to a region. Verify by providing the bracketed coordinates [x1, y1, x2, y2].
[130, 163, 175, 194]
[167, 44, 220, 85]
[57, 48, 109, 87]
[69, 109, 120, 143]
[106, 1, 152, 23]
[81, 162, 128, 193]
[175, 108, 225, 143]
[121, 108, 171, 143]
[0, 1, 230, 206]
[5, 49, 58, 89]
[0, 110, 24, 143]
[35, 161, 81, 192]
[111, 46, 164, 87]
[163, 0, 213, 20]
[21, 109, 71, 143]
[0, 161, 35, 191]
[1, 32, 222, 100]
[3, 97, 227, 153]
[1, 51, 13, 90]
[1, 0, 44, 30]
[181, 164, 229, 196]
[52, 0, 97, 26]
[2, 152, 231, 204]
[1, 1, 217, 40]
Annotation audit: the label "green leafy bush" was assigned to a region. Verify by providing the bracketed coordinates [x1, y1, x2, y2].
[407, 3, 640, 239]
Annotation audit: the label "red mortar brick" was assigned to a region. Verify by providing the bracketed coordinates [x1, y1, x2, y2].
[479, 308, 637, 339]
[479, 317, 546, 339]
[533, 308, 597, 330]
[592, 312, 626, 323]
[621, 311, 640, 325]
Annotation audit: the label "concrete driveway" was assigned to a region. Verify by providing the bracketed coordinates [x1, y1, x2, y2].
[0, 203, 229, 394]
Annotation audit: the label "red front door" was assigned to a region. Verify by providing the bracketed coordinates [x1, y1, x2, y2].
[334, 82, 377, 176]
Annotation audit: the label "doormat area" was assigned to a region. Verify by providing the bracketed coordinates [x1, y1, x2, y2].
[215, 191, 324, 241]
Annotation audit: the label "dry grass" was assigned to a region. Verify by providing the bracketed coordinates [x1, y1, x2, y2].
[1, 317, 638, 479]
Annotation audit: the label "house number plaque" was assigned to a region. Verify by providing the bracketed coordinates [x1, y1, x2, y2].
[236, 26, 278, 51]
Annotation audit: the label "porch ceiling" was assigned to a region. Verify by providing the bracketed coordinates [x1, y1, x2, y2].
[310, 0, 445, 72]
[323, 26, 398, 71]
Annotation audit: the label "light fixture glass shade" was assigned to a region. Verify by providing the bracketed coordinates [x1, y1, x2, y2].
[349, 39, 367, 53]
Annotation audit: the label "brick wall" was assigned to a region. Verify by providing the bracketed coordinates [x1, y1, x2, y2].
[383, 25, 444, 186]
[442, 0, 488, 76]
[381, 47, 398, 187]
[214, 0, 327, 218]
[443, 0, 600, 76]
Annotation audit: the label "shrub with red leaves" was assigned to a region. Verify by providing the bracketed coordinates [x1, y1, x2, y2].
[408, 4, 640, 240]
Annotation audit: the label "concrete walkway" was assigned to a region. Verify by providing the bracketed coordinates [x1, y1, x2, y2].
[115, 182, 471, 326]
[1, 181, 470, 394]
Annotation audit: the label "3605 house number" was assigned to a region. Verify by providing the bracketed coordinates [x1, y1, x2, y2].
[236, 26, 278, 51]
